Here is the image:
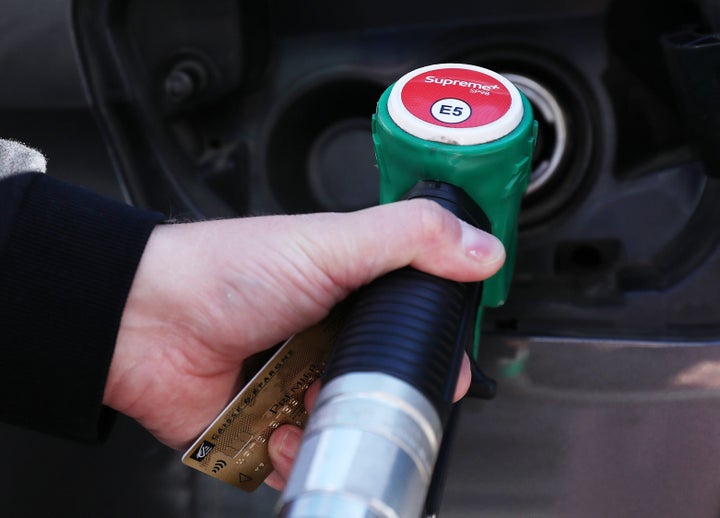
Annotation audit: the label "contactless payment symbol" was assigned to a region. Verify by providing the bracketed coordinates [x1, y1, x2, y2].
[431, 98, 472, 124]
[189, 440, 215, 462]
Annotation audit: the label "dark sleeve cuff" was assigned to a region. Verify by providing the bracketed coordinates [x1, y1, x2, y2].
[0, 173, 166, 442]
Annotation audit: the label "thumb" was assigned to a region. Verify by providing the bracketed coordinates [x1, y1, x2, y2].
[300, 198, 506, 293]
[217, 198, 506, 340]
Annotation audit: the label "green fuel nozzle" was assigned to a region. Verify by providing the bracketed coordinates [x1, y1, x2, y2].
[374, 63, 536, 361]
[279, 64, 536, 518]
[374, 63, 537, 309]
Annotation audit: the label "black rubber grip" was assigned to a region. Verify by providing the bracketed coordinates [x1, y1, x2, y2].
[323, 181, 488, 422]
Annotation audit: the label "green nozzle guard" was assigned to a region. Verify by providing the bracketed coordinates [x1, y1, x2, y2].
[372, 64, 537, 310]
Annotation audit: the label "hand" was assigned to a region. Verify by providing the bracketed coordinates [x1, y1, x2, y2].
[104, 200, 505, 479]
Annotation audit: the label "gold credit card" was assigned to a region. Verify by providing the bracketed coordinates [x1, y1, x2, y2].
[181, 307, 346, 491]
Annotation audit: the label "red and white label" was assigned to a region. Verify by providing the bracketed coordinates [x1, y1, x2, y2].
[387, 64, 522, 145]
[401, 68, 512, 128]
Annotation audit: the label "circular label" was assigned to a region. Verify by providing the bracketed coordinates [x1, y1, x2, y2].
[387, 64, 523, 145]
[400, 67, 512, 129]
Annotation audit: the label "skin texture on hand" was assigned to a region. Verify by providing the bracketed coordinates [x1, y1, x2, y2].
[104, 199, 505, 488]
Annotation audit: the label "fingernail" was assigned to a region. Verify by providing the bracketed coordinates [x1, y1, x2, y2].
[460, 220, 505, 263]
[278, 426, 303, 460]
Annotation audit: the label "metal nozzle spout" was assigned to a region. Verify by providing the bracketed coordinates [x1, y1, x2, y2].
[277, 373, 443, 518]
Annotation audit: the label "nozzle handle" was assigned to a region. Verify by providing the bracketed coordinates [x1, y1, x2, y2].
[324, 181, 488, 422]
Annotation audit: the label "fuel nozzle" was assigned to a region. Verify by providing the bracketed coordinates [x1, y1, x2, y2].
[277, 64, 536, 518]
[377, 63, 536, 312]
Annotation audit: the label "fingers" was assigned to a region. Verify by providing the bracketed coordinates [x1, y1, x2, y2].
[311, 199, 506, 293]
[264, 381, 322, 490]
[454, 354, 471, 402]
[303, 379, 322, 411]
[265, 425, 303, 490]
[263, 470, 287, 492]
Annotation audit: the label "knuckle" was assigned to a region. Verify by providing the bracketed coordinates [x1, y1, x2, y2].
[410, 199, 457, 244]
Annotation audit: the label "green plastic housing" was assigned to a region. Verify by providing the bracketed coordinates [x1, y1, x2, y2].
[372, 85, 537, 309]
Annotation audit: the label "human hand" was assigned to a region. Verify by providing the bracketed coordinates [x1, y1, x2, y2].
[104, 200, 505, 480]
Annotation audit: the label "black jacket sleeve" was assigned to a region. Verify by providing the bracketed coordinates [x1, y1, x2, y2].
[0, 173, 166, 442]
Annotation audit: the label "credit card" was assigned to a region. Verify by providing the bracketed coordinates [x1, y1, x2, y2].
[181, 307, 345, 491]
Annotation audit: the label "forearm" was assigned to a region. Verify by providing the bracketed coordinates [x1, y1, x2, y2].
[0, 172, 164, 441]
